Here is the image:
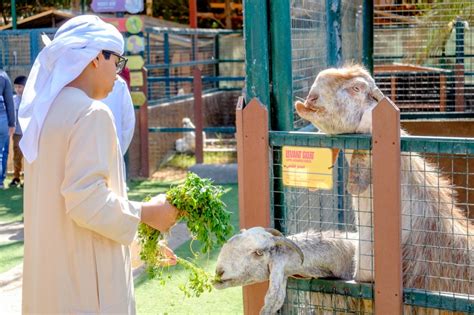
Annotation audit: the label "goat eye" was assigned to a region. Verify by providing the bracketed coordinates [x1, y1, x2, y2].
[352, 86, 360, 92]
[254, 250, 263, 256]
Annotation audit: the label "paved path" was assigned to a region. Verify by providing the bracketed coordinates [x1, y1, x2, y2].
[0, 221, 190, 314]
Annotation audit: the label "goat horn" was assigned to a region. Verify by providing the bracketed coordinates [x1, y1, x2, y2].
[265, 228, 283, 237]
[274, 238, 304, 265]
[370, 86, 385, 102]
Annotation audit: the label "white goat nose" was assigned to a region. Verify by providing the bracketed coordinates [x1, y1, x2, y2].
[216, 267, 224, 277]
[306, 92, 319, 104]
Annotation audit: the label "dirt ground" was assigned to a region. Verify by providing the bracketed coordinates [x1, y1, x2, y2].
[151, 167, 188, 182]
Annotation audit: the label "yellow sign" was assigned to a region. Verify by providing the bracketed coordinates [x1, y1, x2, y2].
[127, 55, 145, 70]
[126, 35, 144, 54]
[282, 146, 334, 189]
[130, 71, 144, 87]
[131, 91, 147, 106]
[126, 16, 143, 34]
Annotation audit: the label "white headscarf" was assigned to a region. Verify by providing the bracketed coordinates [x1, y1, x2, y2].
[19, 15, 124, 163]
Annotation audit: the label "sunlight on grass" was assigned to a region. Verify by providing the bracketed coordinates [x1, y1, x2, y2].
[164, 152, 237, 170]
[0, 187, 24, 224]
[0, 241, 24, 273]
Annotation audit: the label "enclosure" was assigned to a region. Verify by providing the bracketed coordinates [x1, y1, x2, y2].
[0, 25, 244, 176]
[238, 0, 473, 314]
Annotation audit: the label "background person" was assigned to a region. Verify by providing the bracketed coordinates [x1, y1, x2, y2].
[9, 75, 27, 187]
[0, 69, 15, 188]
[101, 68, 135, 155]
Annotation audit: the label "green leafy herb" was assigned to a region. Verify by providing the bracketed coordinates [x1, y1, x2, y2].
[137, 172, 234, 297]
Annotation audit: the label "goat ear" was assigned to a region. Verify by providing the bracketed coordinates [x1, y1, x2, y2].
[274, 238, 304, 264]
[262, 260, 288, 314]
[369, 86, 385, 102]
[347, 150, 371, 195]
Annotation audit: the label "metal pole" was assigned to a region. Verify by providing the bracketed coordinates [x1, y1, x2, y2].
[243, 0, 270, 106]
[11, 0, 17, 29]
[362, 0, 374, 74]
[214, 34, 220, 90]
[193, 67, 204, 164]
[164, 33, 171, 100]
[270, 0, 293, 131]
[326, 0, 342, 67]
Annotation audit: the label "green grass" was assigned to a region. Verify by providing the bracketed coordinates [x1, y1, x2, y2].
[0, 186, 24, 224]
[134, 184, 243, 314]
[0, 241, 24, 273]
[164, 152, 237, 170]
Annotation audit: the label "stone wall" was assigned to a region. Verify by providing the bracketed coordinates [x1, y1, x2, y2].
[128, 90, 241, 178]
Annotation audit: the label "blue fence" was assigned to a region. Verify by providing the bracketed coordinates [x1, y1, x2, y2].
[0, 27, 245, 106]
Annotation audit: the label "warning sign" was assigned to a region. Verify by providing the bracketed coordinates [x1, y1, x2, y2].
[282, 146, 334, 189]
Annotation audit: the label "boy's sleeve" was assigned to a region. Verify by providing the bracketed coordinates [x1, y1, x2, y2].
[60, 107, 141, 245]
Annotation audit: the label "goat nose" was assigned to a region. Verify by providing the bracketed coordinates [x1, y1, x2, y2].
[216, 267, 224, 277]
[305, 93, 319, 107]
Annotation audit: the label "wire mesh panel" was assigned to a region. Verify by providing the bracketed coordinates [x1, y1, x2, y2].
[291, 0, 327, 129]
[0, 29, 56, 80]
[400, 138, 474, 313]
[270, 131, 474, 314]
[145, 28, 244, 105]
[291, 0, 363, 129]
[271, 132, 375, 314]
[374, 1, 474, 112]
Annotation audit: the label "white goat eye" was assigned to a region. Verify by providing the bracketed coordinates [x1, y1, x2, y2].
[352, 86, 360, 92]
[255, 250, 263, 256]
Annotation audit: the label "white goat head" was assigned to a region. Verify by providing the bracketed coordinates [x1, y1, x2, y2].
[214, 227, 303, 289]
[294, 64, 384, 135]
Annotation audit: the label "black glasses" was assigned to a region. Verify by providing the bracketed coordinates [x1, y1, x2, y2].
[102, 50, 128, 74]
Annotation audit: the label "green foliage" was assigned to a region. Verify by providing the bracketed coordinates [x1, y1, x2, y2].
[408, 1, 473, 65]
[137, 173, 234, 297]
[167, 172, 233, 253]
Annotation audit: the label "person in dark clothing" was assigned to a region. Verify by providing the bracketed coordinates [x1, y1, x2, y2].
[9, 75, 27, 187]
[0, 70, 15, 188]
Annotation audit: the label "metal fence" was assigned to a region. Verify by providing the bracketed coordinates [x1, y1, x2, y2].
[0, 28, 56, 81]
[144, 27, 244, 105]
[269, 129, 474, 313]
[0, 27, 244, 105]
[291, 0, 364, 129]
[243, 0, 474, 313]
[373, 1, 474, 112]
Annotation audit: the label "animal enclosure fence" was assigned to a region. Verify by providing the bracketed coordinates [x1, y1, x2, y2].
[239, 0, 474, 314]
[373, 1, 474, 112]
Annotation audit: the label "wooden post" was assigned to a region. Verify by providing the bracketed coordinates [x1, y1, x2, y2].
[139, 68, 150, 178]
[193, 67, 204, 164]
[189, 0, 198, 28]
[390, 76, 397, 102]
[440, 74, 446, 112]
[236, 97, 270, 315]
[372, 97, 402, 314]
